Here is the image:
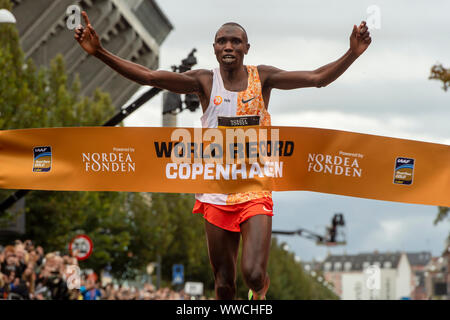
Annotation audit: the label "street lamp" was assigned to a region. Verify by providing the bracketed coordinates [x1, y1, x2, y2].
[0, 9, 16, 24]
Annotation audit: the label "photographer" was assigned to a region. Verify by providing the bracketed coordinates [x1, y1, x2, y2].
[34, 253, 69, 300]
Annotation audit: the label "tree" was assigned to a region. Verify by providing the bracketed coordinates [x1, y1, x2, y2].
[429, 64, 450, 91]
[429, 63, 450, 243]
[0, 7, 199, 283]
[148, 194, 211, 283]
[0, 0, 155, 278]
[433, 206, 450, 245]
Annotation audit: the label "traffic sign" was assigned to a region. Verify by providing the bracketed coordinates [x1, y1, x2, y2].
[69, 234, 93, 261]
[172, 264, 184, 285]
[184, 282, 203, 296]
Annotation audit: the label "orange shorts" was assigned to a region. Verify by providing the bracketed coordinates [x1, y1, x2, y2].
[192, 197, 274, 232]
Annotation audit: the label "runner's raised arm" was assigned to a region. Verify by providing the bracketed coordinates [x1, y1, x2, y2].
[74, 11, 206, 95]
[260, 21, 372, 90]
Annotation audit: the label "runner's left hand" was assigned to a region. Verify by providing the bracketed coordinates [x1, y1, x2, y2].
[350, 21, 371, 56]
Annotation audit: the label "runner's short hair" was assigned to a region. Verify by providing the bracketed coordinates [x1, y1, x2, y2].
[216, 22, 248, 43]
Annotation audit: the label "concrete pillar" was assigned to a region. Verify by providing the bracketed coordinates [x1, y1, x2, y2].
[17, 0, 77, 57]
[105, 49, 158, 108]
[29, 0, 111, 68]
[78, 27, 136, 95]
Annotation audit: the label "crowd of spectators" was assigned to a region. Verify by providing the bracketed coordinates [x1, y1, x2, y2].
[0, 240, 207, 300]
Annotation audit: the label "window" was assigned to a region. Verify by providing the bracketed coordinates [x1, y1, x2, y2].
[344, 262, 352, 271]
[324, 262, 332, 272]
[334, 262, 342, 271]
[384, 261, 392, 268]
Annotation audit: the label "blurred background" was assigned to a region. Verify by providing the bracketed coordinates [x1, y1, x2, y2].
[0, 0, 448, 300]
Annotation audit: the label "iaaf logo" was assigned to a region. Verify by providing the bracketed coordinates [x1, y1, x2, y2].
[33, 146, 52, 172]
[393, 157, 414, 185]
[82, 147, 136, 173]
[307, 151, 363, 178]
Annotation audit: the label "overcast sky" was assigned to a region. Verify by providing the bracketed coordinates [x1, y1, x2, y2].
[124, 0, 450, 262]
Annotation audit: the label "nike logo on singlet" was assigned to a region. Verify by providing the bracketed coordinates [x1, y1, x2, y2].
[241, 97, 256, 104]
[262, 206, 272, 212]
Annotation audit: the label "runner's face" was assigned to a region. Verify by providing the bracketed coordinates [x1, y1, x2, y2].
[214, 26, 249, 67]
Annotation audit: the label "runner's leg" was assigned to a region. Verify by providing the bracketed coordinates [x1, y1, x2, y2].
[204, 220, 241, 300]
[240, 215, 272, 298]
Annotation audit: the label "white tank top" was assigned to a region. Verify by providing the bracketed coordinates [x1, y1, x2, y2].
[195, 66, 272, 205]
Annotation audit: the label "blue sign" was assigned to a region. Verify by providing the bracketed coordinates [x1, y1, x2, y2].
[172, 264, 184, 284]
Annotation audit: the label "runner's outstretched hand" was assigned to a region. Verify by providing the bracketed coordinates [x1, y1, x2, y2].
[74, 11, 101, 56]
[350, 21, 372, 56]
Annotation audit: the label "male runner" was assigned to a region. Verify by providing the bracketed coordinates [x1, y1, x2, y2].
[75, 11, 371, 300]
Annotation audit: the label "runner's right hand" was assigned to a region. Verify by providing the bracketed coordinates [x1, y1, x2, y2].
[74, 11, 101, 55]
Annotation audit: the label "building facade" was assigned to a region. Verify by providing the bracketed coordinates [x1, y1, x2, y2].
[316, 251, 432, 300]
[11, 0, 172, 108]
[407, 252, 432, 300]
[424, 244, 449, 299]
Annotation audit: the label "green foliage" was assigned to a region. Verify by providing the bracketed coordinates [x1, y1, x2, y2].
[434, 206, 450, 244]
[147, 193, 215, 294]
[0, 6, 144, 278]
[0, 16, 197, 285]
[434, 207, 450, 225]
[429, 63, 449, 243]
[150, 194, 212, 284]
[429, 64, 450, 91]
